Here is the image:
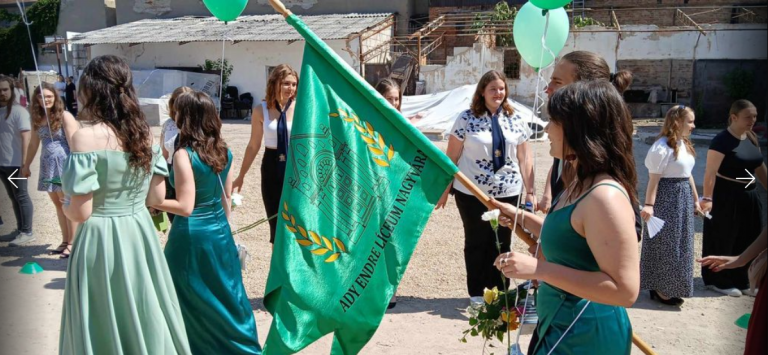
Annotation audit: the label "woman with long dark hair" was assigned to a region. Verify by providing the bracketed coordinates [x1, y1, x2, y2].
[492, 80, 639, 354]
[59, 55, 190, 354]
[540, 50, 633, 212]
[21, 82, 79, 258]
[158, 86, 194, 223]
[700, 99, 767, 297]
[233, 64, 298, 244]
[436, 70, 535, 305]
[152, 91, 262, 354]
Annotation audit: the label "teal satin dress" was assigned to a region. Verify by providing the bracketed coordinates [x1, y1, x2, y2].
[532, 183, 633, 355]
[164, 148, 262, 354]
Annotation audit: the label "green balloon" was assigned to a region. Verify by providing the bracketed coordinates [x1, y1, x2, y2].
[203, 0, 248, 22]
[513, 2, 570, 69]
[531, 0, 572, 10]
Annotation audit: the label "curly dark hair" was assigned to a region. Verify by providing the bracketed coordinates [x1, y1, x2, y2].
[174, 91, 229, 173]
[30, 82, 65, 132]
[547, 80, 639, 209]
[79, 55, 153, 174]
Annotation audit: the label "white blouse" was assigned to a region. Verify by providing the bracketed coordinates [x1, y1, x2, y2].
[450, 108, 532, 198]
[261, 102, 293, 149]
[161, 119, 180, 164]
[645, 137, 695, 178]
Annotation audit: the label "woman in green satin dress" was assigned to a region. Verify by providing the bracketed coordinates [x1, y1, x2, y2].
[491, 81, 640, 354]
[59, 55, 191, 354]
[151, 91, 262, 354]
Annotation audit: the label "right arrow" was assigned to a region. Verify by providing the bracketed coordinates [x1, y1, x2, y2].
[736, 169, 756, 189]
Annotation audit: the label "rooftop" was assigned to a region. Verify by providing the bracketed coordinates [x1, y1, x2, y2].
[70, 13, 393, 45]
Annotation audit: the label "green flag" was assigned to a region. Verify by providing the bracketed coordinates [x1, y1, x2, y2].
[262, 14, 459, 354]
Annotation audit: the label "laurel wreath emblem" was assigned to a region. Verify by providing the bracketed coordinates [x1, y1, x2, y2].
[330, 109, 395, 167]
[282, 202, 347, 262]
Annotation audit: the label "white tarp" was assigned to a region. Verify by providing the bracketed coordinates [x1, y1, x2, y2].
[132, 69, 220, 99]
[402, 84, 548, 141]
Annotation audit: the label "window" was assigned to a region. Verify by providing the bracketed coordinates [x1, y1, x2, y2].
[503, 49, 520, 80]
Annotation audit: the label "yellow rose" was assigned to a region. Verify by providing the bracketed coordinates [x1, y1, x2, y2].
[483, 287, 499, 305]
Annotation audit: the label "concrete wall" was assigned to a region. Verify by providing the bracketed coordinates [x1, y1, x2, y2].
[115, 0, 415, 35]
[89, 39, 359, 102]
[420, 24, 768, 106]
[55, 0, 112, 35]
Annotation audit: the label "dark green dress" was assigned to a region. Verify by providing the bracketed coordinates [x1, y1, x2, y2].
[164, 148, 262, 354]
[531, 183, 633, 355]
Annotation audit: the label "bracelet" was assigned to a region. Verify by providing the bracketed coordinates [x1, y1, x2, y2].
[700, 197, 713, 202]
[644, 203, 654, 207]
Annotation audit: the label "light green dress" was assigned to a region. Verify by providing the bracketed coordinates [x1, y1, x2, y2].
[59, 146, 191, 355]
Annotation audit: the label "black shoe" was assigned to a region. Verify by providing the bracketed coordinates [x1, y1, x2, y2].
[649, 290, 684, 306]
[388, 301, 396, 309]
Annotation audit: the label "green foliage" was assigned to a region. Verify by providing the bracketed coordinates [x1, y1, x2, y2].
[201, 58, 233, 92]
[723, 68, 754, 100]
[471, 1, 517, 48]
[573, 15, 604, 28]
[0, 0, 60, 75]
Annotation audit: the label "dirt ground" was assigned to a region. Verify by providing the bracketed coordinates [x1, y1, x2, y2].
[0, 122, 763, 355]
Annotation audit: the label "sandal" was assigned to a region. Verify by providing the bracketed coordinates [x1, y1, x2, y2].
[49, 242, 68, 255]
[60, 244, 72, 259]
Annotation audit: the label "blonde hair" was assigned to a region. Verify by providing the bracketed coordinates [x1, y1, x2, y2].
[659, 105, 696, 158]
[265, 64, 299, 110]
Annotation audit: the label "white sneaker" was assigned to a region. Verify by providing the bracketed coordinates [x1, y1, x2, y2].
[742, 288, 758, 297]
[707, 285, 742, 297]
[469, 296, 484, 306]
[9, 232, 35, 247]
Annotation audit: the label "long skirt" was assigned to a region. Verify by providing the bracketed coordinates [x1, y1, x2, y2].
[702, 177, 765, 290]
[640, 178, 695, 298]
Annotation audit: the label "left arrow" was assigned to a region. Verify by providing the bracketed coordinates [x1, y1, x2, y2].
[7, 169, 27, 189]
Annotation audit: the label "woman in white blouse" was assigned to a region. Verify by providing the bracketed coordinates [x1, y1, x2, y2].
[640, 105, 700, 306]
[436, 70, 535, 305]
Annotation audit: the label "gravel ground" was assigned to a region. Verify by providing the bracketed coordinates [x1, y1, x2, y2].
[0, 121, 763, 354]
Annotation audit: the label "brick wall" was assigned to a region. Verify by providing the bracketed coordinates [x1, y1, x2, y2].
[617, 59, 695, 100]
[581, 0, 767, 26]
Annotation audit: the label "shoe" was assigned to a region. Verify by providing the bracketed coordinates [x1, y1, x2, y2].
[0, 216, 4, 226]
[9, 232, 35, 247]
[742, 288, 758, 297]
[0, 229, 21, 242]
[707, 285, 742, 297]
[469, 296, 484, 307]
[649, 290, 684, 306]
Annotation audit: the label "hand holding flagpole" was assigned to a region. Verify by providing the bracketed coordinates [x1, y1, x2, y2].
[268, 0, 291, 18]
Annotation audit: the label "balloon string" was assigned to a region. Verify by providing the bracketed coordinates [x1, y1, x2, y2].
[17, 0, 57, 172]
[218, 32, 226, 107]
[510, 9, 561, 349]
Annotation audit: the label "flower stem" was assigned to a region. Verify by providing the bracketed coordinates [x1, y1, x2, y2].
[492, 226, 512, 354]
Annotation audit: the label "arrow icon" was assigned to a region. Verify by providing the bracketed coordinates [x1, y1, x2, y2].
[7, 169, 27, 189]
[736, 169, 756, 189]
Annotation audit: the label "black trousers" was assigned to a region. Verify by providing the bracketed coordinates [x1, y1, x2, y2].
[454, 189, 518, 297]
[0, 166, 34, 234]
[261, 148, 285, 244]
